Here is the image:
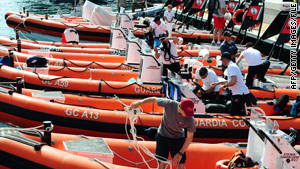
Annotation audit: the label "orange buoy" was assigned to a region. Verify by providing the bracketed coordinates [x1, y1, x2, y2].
[232, 9, 244, 25]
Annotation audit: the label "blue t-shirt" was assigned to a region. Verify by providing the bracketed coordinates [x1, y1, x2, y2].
[220, 40, 238, 57]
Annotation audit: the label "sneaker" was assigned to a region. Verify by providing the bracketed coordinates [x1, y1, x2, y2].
[217, 41, 221, 46]
[211, 41, 216, 46]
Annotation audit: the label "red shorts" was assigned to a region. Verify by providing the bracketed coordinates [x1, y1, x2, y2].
[213, 16, 225, 29]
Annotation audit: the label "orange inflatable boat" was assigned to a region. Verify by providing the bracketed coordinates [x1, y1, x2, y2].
[0, 126, 247, 169]
[6, 12, 221, 43]
[0, 86, 299, 144]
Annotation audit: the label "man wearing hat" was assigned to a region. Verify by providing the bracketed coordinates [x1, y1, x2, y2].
[212, 52, 250, 115]
[236, 42, 265, 88]
[152, 16, 168, 48]
[220, 31, 240, 61]
[154, 33, 183, 77]
[129, 97, 196, 169]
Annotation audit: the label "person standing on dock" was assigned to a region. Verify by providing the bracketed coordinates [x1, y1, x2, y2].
[211, 0, 226, 46]
[212, 52, 250, 115]
[129, 97, 196, 169]
[236, 42, 265, 88]
[164, 5, 175, 37]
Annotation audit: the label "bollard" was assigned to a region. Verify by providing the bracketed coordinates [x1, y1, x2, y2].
[23, 7, 26, 14]
[17, 39, 21, 52]
[16, 30, 19, 40]
[26, 11, 29, 17]
[16, 77, 22, 94]
[43, 121, 52, 146]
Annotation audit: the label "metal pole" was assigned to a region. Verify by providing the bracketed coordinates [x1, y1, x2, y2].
[43, 121, 52, 146]
[16, 77, 22, 94]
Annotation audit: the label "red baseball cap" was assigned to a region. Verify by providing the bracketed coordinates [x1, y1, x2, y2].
[180, 98, 195, 117]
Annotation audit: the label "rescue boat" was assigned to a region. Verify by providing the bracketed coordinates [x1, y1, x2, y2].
[5, 12, 221, 43]
[0, 85, 299, 144]
[0, 125, 246, 169]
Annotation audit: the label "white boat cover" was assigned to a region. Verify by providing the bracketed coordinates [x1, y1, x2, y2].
[82, 0, 97, 20]
[90, 6, 116, 26]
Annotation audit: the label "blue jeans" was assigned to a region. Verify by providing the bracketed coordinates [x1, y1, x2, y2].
[154, 39, 161, 48]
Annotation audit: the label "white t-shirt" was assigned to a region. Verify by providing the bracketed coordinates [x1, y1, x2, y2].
[241, 47, 262, 66]
[150, 19, 165, 27]
[195, 69, 220, 92]
[152, 22, 168, 37]
[164, 10, 175, 22]
[226, 61, 249, 95]
[158, 40, 179, 64]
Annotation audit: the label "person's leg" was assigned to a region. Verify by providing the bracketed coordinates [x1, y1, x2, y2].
[155, 134, 170, 169]
[154, 39, 161, 48]
[229, 95, 246, 115]
[162, 64, 168, 77]
[170, 137, 186, 169]
[218, 28, 223, 44]
[246, 66, 256, 88]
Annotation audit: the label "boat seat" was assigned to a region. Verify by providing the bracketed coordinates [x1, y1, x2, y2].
[134, 24, 148, 29]
[205, 100, 231, 113]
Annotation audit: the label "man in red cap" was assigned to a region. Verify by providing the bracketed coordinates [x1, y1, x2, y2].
[130, 97, 195, 169]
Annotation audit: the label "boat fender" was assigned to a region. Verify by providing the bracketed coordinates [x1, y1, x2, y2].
[232, 9, 244, 25]
[274, 94, 289, 113]
[26, 55, 48, 68]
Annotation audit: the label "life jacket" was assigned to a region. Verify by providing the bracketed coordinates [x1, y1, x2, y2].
[26, 55, 48, 68]
[161, 41, 177, 64]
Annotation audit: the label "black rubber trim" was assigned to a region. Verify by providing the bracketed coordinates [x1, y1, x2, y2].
[0, 150, 53, 169]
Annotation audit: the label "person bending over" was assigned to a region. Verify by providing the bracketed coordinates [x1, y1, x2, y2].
[129, 97, 196, 169]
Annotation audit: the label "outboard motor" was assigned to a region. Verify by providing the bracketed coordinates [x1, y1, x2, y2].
[138, 41, 162, 84]
[109, 26, 127, 50]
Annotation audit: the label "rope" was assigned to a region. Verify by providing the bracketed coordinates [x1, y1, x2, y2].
[63, 58, 138, 70]
[60, 22, 111, 32]
[101, 80, 162, 93]
[0, 124, 53, 132]
[115, 95, 172, 169]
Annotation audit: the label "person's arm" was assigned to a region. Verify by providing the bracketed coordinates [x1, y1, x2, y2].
[204, 86, 215, 94]
[236, 54, 244, 65]
[165, 37, 179, 44]
[154, 48, 160, 59]
[165, 30, 169, 37]
[211, 80, 227, 88]
[173, 131, 194, 165]
[129, 97, 157, 109]
[221, 75, 237, 89]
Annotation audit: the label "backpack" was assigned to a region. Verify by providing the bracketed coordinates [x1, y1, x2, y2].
[26, 55, 48, 67]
